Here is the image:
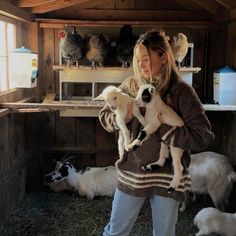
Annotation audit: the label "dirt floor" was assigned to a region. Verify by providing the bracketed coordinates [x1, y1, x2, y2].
[0, 191, 217, 236]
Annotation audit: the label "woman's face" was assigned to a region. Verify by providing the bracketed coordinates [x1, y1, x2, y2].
[135, 44, 166, 78]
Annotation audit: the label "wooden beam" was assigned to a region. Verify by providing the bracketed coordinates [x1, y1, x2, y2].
[0, 0, 34, 22]
[42, 93, 56, 103]
[173, 0, 204, 11]
[31, 0, 95, 13]
[36, 18, 211, 29]
[16, 0, 56, 7]
[215, 0, 236, 9]
[71, 0, 111, 9]
[191, 0, 220, 15]
[41, 146, 117, 154]
[16, 96, 34, 103]
[0, 109, 10, 118]
[43, 9, 213, 21]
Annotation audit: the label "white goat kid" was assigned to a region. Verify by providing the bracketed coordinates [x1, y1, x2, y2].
[194, 207, 236, 236]
[95, 85, 143, 158]
[128, 84, 185, 190]
[180, 151, 236, 212]
[44, 161, 117, 200]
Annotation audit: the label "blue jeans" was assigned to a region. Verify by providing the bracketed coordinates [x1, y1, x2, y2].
[103, 188, 180, 236]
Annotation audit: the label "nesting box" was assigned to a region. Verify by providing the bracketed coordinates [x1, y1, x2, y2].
[9, 47, 38, 88]
[214, 66, 236, 105]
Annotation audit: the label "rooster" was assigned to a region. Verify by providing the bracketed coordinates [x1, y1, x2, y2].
[116, 25, 135, 68]
[170, 33, 188, 68]
[85, 34, 110, 69]
[58, 27, 84, 67]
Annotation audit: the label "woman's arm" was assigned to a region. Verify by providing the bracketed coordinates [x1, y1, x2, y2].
[156, 83, 215, 153]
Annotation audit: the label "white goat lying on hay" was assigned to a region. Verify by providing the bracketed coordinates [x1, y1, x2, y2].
[128, 84, 185, 191]
[44, 159, 117, 200]
[180, 151, 236, 212]
[95, 85, 144, 158]
[194, 207, 236, 236]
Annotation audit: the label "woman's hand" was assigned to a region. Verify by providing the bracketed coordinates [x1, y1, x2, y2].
[125, 102, 134, 123]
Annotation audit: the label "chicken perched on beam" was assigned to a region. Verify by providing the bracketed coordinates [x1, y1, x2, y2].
[170, 33, 188, 68]
[58, 27, 84, 67]
[116, 25, 135, 68]
[85, 34, 110, 69]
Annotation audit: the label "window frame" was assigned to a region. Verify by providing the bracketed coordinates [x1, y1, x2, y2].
[0, 15, 18, 92]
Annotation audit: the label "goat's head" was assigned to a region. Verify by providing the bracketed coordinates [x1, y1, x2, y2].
[135, 84, 155, 106]
[94, 85, 122, 111]
[44, 161, 77, 192]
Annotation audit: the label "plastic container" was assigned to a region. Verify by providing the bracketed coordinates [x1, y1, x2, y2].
[9, 46, 38, 88]
[214, 66, 236, 105]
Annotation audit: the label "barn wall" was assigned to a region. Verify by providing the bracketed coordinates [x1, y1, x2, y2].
[0, 21, 39, 223]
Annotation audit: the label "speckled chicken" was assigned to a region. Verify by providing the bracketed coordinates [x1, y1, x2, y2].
[116, 25, 135, 68]
[170, 33, 188, 68]
[58, 27, 84, 66]
[85, 34, 110, 68]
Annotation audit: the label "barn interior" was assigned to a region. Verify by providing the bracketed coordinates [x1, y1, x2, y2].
[0, 0, 236, 235]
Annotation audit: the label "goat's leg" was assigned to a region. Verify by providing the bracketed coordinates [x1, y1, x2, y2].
[128, 122, 158, 150]
[133, 106, 146, 126]
[116, 115, 131, 151]
[168, 146, 184, 191]
[118, 131, 125, 159]
[143, 142, 169, 170]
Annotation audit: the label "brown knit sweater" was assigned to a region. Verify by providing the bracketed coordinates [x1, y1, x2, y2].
[98, 77, 215, 202]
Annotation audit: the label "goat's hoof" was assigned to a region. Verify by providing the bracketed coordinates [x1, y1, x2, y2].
[150, 165, 161, 171]
[167, 187, 175, 193]
[142, 166, 151, 171]
[133, 145, 139, 151]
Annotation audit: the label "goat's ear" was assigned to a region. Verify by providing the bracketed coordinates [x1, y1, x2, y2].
[149, 87, 155, 95]
[94, 93, 105, 101]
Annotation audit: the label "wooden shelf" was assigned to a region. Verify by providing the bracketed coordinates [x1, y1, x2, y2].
[203, 104, 236, 111]
[53, 65, 201, 73]
[53, 65, 132, 71]
[178, 67, 201, 73]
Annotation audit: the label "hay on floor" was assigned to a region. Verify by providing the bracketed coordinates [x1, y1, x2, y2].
[0, 191, 218, 236]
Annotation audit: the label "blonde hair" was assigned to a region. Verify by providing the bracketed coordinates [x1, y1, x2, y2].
[133, 30, 181, 95]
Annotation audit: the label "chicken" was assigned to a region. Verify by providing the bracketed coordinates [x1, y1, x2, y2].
[116, 25, 135, 68]
[58, 27, 84, 67]
[85, 34, 110, 69]
[170, 33, 188, 68]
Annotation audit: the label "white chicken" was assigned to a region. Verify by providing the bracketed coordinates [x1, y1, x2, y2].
[170, 33, 188, 68]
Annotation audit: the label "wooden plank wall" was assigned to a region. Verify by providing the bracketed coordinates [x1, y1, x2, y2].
[0, 108, 27, 223]
[0, 21, 38, 223]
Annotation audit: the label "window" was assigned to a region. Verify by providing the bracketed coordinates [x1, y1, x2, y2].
[0, 19, 16, 92]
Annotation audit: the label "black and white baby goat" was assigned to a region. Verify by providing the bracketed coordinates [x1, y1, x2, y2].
[44, 160, 117, 200]
[128, 84, 185, 191]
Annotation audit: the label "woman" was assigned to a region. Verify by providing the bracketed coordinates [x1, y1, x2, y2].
[99, 30, 215, 236]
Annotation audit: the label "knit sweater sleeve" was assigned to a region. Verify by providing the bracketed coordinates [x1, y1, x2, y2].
[98, 104, 119, 133]
[156, 83, 215, 152]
